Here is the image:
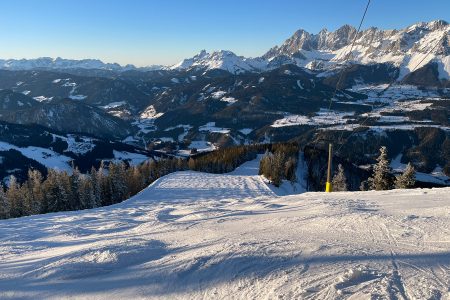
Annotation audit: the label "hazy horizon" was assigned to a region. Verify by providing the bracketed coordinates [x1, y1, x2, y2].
[1, 0, 448, 67]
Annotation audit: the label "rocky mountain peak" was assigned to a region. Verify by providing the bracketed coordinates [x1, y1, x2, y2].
[261, 20, 449, 76]
[195, 50, 209, 59]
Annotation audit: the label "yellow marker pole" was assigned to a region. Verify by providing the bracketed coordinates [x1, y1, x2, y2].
[326, 143, 333, 192]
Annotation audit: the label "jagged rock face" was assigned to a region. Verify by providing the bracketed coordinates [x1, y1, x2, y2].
[264, 20, 450, 72]
[263, 25, 358, 59]
[278, 29, 316, 52]
[266, 21, 449, 57]
[167, 20, 449, 80]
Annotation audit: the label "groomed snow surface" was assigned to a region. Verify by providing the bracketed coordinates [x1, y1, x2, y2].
[0, 157, 449, 299]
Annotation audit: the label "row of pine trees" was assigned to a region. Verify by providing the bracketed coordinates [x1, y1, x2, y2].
[362, 146, 416, 191]
[259, 143, 300, 187]
[188, 143, 300, 175]
[259, 144, 416, 192]
[0, 158, 188, 220]
[0, 143, 419, 220]
[0, 144, 275, 220]
[188, 145, 259, 173]
[330, 146, 416, 192]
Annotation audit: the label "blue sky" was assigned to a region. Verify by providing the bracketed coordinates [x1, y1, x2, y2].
[0, 0, 448, 66]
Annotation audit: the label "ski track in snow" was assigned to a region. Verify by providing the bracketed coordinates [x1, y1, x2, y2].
[0, 157, 449, 299]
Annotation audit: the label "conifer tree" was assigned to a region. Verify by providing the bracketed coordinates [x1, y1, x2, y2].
[70, 167, 82, 210]
[78, 177, 96, 209]
[58, 171, 72, 211]
[258, 145, 300, 187]
[109, 162, 128, 204]
[44, 169, 69, 212]
[141, 160, 154, 186]
[118, 162, 130, 199]
[284, 157, 297, 183]
[188, 158, 196, 171]
[332, 164, 348, 191]
[90, 166, 102, 208]
[395, 163, 416, 189]
[97, 161, 112, 206]
[176, 158, 186, 171]
[125, 166, 140, 196]
[271, 151, 285, 187]
[24, 169, 44, 215]
[0, 185, 10, 219]
[20, 183, 32, 217]
[7, 176, 23, 218]
[259, 150, 272, 176]
[359, 180, 369, 191]
[42, 169, 58, 213]
[369, 146, 393, 190]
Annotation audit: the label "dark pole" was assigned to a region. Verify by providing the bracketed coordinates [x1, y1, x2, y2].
[326, 143, 333, 192]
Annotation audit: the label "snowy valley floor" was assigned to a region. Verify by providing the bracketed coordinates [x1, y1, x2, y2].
[0, 158, 449, 299]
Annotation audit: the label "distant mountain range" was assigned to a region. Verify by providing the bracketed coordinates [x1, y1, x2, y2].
[0, 57, 162, 72]
[0, 20, 449, 185]
[1, 20, 448, 79]
[172, 20, 449, 79]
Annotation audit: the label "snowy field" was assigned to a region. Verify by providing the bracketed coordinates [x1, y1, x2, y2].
[0, 158, 449, 299]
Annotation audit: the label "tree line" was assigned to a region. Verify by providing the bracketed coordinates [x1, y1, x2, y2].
[325, 146, 417, 192]
[259, 143, 300, 187]
[0, 158, 188, 220]
[361, 146, 416, 191]
[188, 143, 300, 175]
[188, 145, 259, 173]
[0, 143, 419, 220]
[0, 143, 297, 220]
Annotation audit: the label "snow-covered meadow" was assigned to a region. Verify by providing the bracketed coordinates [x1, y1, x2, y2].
[0, 158, 449, 299]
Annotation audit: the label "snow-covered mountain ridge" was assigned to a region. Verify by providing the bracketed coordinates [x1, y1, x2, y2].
[172, 20, 450, 78]
[1, 20, 448, 78]
[170, 50, 268, 74]
[0, 57, 162, 72]
[0, 157, 449, 299]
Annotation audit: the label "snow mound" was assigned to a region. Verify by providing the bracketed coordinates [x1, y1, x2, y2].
[26, 240, 167, 281]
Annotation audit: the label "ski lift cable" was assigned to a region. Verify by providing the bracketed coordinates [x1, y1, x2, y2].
[326, 0, 371, 112]
[334, 32, 446, 155]
[313, 27, 445, 180]
[311, 0, 371, 150]
[375, 34, 445, 98]
[308, 0, 371, 180]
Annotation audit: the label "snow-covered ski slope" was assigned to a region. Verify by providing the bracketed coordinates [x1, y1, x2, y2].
[0, 157, 449, 299]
